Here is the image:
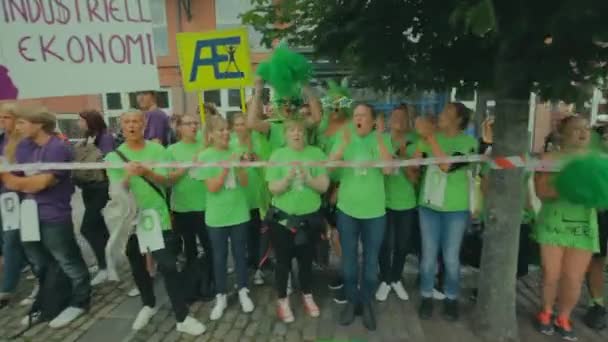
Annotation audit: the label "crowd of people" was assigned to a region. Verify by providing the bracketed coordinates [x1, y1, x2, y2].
[0, 78, 606, 340]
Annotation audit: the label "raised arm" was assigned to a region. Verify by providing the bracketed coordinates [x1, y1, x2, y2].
[302, 85, 322, 128]
[247, 78, 270, 134]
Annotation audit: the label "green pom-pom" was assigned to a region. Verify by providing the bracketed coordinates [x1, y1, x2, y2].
[256, 43, 312, 99]
[555, 154, 608, 208]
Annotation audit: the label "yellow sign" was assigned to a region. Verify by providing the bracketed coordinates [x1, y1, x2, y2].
[177, 28, 253, 91]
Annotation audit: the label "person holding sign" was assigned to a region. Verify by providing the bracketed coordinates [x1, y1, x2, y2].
[330, 103, 393, 331]
[265, 118, 330, 323]
[414, 103, 478, 322]
[104, 110, 206, 336]
[194, 116, 255, 321]
[376, 105, 419, 302]
[230, 113, 269, 285]
[1, 107, 91, 328]
[0, 103, 27, 306]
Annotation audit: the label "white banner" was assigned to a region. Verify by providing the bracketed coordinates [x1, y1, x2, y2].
[0, 0, 160, 100]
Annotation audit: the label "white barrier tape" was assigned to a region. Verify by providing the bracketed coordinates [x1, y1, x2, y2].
[0, 154, 558, 172]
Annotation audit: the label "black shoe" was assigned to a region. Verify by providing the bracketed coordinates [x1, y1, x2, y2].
[443, 299, 459, 321]
[469, 289, 479, 302]
[362, 302, 377, 331]
[328, 277, 344, 290]
[333, 288, 347, 304]
[339, 302, 356, 326]
[583, 304, 607, 330]
[418, 297, 433, 320]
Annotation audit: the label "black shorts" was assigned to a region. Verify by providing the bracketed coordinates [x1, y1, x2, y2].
[595, 211, 608, 258]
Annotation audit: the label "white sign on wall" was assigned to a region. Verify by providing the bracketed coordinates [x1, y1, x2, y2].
[0, 0, 160, 100]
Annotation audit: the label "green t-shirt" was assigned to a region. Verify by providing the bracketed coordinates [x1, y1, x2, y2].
[417, 133, 479, 212]
[332, 132, 393, 219]
[194, 147, 250, 228]
[105, 142, 171, 230]
[268, 121, 286, 152]
[266, 146, 328, 215]
[167, 141, 206, 213]
[385, 132, 418, 211]
[229, 132, 267, 210]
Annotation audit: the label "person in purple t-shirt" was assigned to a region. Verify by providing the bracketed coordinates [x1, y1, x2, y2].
[77, 110, 115, 286]
[137, 91, 170, 146]
[1, 107, 91, 328]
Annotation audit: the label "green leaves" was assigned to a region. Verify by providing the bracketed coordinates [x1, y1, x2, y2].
[242, 0, 608, 101]
[450, 0, 497, 37]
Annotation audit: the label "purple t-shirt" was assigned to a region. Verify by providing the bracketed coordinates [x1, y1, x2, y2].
[144, 109, 170, 146]
[15, 136, 74, 224]
[95, 131, 115, 155]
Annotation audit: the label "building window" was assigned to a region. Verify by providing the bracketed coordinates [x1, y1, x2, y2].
[150, 0, 169, 56]
[102, 90, 172, 131]
[105, 93, 123, 110]
[203, 90, 221, 107]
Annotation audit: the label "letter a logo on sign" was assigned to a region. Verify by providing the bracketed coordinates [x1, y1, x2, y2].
[177, 28, 253, 91]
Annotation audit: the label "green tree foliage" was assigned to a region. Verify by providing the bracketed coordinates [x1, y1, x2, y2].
[242, 0, 608, 101]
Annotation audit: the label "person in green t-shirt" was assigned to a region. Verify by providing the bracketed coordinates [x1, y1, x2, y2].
[376, 105, 419, 303]
[193, 116, 255, 321]
[247, 77, 322, 152]
[330, 103, 393, 331]
[166, 114, 211, 270]
[414, 103, 478, 322]
[104, 110, 205, 336]
[533, 116, 599, 340]
[230, 112, 269, 286]
[265, 119, 330, 323]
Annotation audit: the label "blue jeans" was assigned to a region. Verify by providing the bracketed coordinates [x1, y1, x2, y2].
[1, 229, 27, 293]
[418, 207, 470, 300]
[207, 222, 249, 294]
[23, 222, 91, 308]
[337, 210, 386, 304]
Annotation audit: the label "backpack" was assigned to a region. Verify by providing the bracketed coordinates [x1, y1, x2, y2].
[72, 137, 106, 185]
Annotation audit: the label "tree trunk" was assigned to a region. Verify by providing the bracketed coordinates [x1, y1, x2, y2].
[474, 99, 529, 342]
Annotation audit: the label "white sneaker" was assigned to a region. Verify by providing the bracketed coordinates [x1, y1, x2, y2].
[391, 281, 409, 301]
[253, 269, 265, 286]
[176, 316, 206, 336]
[132, 306, 158, 330]
[433, 288, 446, 300]
[210, 294, 227, 321]
[90, 270, 109, 286]
[375, 282, 391, 302]
[238, 288, 255, 313]
[128, 288, 140, 297]
[49, 307, 85, 328]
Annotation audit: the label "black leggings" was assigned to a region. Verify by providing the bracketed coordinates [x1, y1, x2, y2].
[126, 232, 189, 322]
[80, 183, 110, 269]
[172, 211, 212, 262]
[270, 213, 321, 298]
[248, 209, 262, 269]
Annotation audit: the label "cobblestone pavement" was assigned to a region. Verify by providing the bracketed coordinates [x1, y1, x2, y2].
[1, 262, 607, 341]
[0, 266, 426, 342]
